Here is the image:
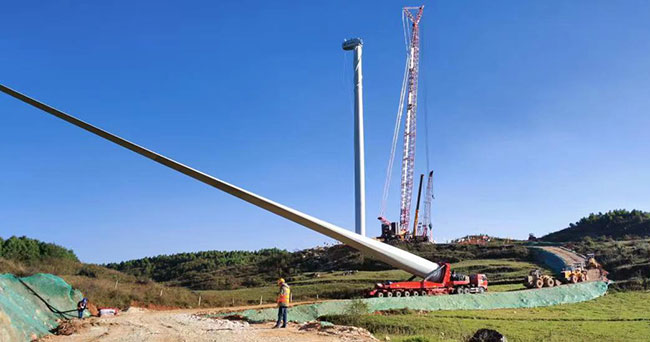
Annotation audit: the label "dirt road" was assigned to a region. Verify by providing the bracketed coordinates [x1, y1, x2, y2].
[40, 307, 376, 342]
[540, 246, 585, 265]
[539, 246, 606, 280]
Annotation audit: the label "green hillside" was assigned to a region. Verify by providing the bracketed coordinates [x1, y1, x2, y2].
[105, 243, 532, 291]
[542, 209, 650, 242]
[6, 207, 650, 311]
[0, 235, 201, 308]
[199, 259, 545, 306]
[568, 238, 650, 288]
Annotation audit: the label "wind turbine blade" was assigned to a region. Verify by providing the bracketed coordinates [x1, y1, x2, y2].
[0, 84, 439, 278]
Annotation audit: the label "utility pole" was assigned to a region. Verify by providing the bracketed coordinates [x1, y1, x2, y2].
[342, 38, 366, 237]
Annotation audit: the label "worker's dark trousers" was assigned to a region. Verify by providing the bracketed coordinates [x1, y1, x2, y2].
[77, 309, 84, 319]
[276, 306, 287, 327]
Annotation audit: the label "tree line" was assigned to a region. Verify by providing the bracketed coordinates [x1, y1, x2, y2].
[542, 209, 650, 242]
[0, 235, 78, 263]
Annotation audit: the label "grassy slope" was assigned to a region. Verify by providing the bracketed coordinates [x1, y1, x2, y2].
[0, 256, 202, 308]
[105, 243, 533, 291]
[0, 235, 548, 309]
[1, 255, 544, 309]
[198, 259, 546, 306]
[323, 291, 650, 342]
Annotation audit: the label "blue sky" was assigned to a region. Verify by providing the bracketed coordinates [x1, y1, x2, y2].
[1, 1, 649, 263]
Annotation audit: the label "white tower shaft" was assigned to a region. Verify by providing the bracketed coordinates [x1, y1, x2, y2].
[343, 38, 366, 237]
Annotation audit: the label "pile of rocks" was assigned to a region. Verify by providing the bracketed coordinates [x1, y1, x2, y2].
[299, 321, 377, 341]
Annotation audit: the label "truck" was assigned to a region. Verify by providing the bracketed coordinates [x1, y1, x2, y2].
[367, 263, 488, 297]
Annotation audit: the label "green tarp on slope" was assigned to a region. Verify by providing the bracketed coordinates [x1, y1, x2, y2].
[530, 247, 570, 273]
[220, 281, 608, 323]
[0, 273, 84, 342]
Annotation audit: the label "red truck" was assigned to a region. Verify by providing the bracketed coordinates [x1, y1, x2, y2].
[367, 263, 488, 297]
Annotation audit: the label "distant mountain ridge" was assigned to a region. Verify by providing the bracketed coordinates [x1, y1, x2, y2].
[542, 209, 650, 242]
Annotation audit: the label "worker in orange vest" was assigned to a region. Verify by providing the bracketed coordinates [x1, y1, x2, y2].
[273, 278, 291, 328]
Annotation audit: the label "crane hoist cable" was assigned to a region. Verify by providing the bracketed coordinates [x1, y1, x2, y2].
[379, 7, 423, 220]
[379, 56, 409, 218]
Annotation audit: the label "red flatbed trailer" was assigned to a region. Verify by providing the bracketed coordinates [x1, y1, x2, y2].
[367, 263, 488, 297]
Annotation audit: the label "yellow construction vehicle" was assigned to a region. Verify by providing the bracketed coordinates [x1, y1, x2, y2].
[560, 263, 589, 284]
[585, 253, 609, 281]
[587, 254, 602, 270]
[524, 269, 561, 289]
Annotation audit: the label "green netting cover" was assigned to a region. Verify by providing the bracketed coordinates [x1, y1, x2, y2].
[530, 247, 569, 273]
[218, 281, 608, 323]
[0, 273, 84, 342]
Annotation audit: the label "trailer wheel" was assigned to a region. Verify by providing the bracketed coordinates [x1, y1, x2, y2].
[464, 287, 471, 294]
[412, 291, 419, 297]
[377, 292, 384, 298]
[395, 291, 402, 297]
[404, 291, 410, 297]
[478, 287, 485, 294]
[545, 278, 555, 287]
[387, 292, 393, 298]
[420, 291, 428, 296]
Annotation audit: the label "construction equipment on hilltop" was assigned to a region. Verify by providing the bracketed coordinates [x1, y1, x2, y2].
[525, 253, 608, 289]
[586, 254, 601, 269]
[378, 5, 433, 243]
[560, 262, 590, 284]
[524, 269, 561, 289]
[585, 253, 609, 280]
[367, 263, 488, 297]
[452, 234, 492, 246]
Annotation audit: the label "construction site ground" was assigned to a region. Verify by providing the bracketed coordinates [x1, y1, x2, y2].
[38, 307, 376, 342]
[7, 246, 610, 341]
[324, 290, 650, 342]
[538, 246, 604, 280]
[38, 290, 650, 342]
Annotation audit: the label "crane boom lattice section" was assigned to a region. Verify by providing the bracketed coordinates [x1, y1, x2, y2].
[422, 171, 434, 240]
[399, 6, 424, 234]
